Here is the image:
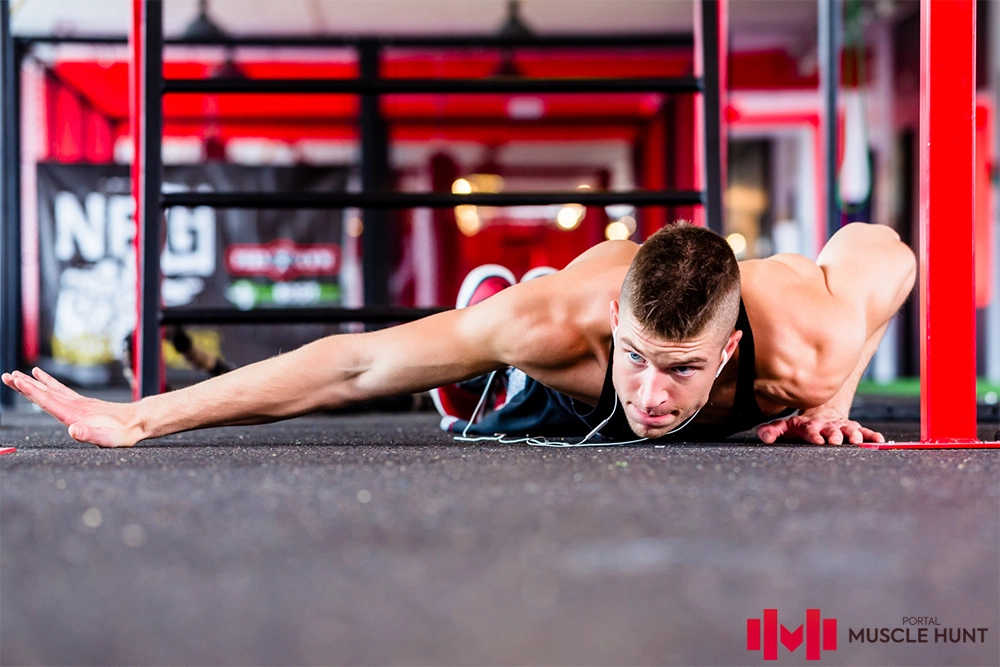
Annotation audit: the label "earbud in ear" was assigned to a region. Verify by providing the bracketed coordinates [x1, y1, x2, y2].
[715, 350, 729, 379]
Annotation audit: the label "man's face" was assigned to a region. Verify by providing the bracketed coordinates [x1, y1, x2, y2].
[610, 301, 741, 439]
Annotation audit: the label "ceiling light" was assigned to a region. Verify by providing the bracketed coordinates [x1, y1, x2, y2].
[605, 221, 630, 241]
[455, 205, 481, 236]
[726, 232, 748, 256]
[556, 204, 585, 230]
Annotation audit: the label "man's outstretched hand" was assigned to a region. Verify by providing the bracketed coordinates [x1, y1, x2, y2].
[1, 368, 142, 448]
[757, 407, 885, 445]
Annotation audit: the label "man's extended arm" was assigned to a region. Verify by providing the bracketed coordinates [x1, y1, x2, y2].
[2, 306, 507, 448]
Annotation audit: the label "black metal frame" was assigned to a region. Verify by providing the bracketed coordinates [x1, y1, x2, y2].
[0, 0, 21, 410]
[161, 77, 703, 94]
[699, 0, 725, 235]
[358, 39, 391, 308]
[17, 32, 695, 49]
[819, 0, 842, 240]
[161, 306, 449, 326]
[161, 190, 705, 209]
[3, 2, 725, 398]
[135, 0, 165, 397]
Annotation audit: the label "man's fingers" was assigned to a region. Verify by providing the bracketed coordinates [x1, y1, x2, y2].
[860, 427, 886, 443]
[758, 420, 790, 444]
[31, 367, 78, 399]
[822, 425, 844, 445]
[5, 372, 78, 425]
[803, 422, 826, 445]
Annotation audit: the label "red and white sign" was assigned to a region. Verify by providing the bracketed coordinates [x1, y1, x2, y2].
[225, 240, 341, 282]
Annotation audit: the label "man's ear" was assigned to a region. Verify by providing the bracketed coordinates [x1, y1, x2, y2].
[724, 328, 742, 359]
[610, 300, 620, 334]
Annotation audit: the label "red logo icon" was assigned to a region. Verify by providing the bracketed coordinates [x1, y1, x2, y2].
[747, 609, 837, 660]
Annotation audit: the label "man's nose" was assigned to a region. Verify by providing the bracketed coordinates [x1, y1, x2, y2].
[637, 374, 669, 410]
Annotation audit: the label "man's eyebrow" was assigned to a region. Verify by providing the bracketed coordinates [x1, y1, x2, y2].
[669, 356, 709, 366]
[618, 337, 709, 365]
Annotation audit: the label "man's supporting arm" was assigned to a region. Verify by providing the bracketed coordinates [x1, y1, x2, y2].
[756, 223, 916, 445]
[758, 318, 892, 445]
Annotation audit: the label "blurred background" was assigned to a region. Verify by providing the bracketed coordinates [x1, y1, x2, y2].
[1, 0, 998, 406]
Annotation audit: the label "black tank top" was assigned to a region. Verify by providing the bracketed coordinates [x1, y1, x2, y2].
[573, 299, 794, 441]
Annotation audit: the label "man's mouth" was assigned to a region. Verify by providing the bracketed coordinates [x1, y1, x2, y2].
[626, 403, 677, 427]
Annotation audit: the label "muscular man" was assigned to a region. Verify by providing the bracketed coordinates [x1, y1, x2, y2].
[1, 222, 915, 448]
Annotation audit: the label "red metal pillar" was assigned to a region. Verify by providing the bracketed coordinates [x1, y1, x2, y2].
[863, 0, 1000, 449]
[919, 0, 977, 442]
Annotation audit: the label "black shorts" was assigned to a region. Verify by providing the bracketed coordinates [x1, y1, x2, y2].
[446, 369, 593, 437]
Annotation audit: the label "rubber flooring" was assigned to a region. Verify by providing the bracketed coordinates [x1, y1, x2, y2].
[1, 411, 998, 665]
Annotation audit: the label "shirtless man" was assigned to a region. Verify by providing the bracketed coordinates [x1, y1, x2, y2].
[1, 221, 915, 448]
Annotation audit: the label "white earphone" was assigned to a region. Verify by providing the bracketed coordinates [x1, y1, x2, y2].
[715, 349, 729, 378]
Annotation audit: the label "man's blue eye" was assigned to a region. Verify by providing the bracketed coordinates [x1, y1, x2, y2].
[627, 351, 643, 363]
[674, 366, 695, 376]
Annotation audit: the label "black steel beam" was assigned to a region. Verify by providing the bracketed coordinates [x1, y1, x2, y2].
[0, 0, 21, 409]
[147, 114, 649, 127]
[698, 0, 725, 235]
[161, 190, 705, 210]
[17, 32, 694, 49]
[819, 0, 841, 240]
[161, 306, 447, 326]
[161, 76, 702, 95]
[136, 0, 164, 398]
[358, 39, 391, 308]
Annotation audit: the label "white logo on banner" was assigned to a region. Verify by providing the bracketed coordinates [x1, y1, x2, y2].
[51, 183, 217, 367]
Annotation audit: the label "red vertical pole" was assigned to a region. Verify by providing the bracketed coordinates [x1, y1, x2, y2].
[919, 0, 978, 442]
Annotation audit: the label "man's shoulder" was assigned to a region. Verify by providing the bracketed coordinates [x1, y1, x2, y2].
[738, 254, 854, 408]
[566, 239, 639, 269]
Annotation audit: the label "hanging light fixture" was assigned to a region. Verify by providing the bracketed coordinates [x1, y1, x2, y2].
[497, 0, 533, 40]
[494, 0, 534, 77]
[182, 0, 230, 41]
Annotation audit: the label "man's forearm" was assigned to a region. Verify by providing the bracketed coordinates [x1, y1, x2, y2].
[133, 334, 367, 440]
[808, 319, 890, 417]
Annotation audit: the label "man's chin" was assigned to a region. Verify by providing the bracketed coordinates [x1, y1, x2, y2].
[624, 414, 685, 440]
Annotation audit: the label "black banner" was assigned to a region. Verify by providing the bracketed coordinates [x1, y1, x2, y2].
[36, 162, 349, 385]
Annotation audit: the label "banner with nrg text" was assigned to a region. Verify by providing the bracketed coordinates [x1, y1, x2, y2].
[35, 162, 349, 385]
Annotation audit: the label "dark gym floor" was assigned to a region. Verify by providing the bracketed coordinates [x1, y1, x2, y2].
[1, 407, 998, 666]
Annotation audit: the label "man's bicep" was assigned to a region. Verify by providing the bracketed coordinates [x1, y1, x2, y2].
[351, 307, 508, 399]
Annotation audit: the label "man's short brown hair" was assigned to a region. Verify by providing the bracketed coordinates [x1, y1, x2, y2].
[620, 223, 741, 341]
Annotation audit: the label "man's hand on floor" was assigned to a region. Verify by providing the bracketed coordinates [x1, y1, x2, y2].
[2, 368, 141, 448]
[757, 407, 886, 445]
